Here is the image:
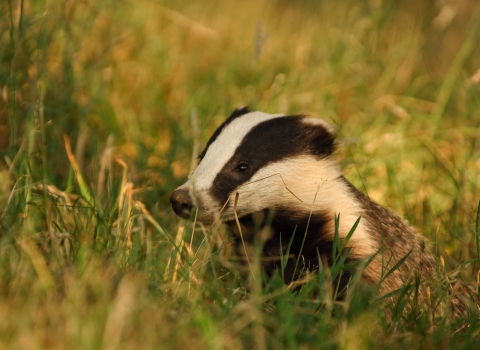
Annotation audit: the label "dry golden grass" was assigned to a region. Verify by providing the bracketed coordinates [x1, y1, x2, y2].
[1, 0, 480, 348]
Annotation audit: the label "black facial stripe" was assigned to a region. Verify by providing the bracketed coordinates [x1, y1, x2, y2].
[210, 115, 336, 205]
[198, 106, 251, 160]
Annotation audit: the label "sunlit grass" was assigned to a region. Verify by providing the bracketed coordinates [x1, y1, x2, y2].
[1, 0, 480, 348]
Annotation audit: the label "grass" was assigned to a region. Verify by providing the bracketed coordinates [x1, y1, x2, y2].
[1, 0, 480, 348]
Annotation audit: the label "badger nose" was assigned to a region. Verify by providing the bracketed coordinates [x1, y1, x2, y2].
[170, 188, 193, 219]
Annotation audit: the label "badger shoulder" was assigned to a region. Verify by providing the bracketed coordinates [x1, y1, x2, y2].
[339, 178, 435, 285]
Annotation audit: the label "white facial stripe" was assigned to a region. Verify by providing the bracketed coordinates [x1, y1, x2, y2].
[189, 111, 285, 192]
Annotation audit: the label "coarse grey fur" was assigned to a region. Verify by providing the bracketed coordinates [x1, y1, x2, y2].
[170, 107, 477, 320]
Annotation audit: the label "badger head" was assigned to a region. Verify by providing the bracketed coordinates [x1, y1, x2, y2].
[170, 107, 372, 253]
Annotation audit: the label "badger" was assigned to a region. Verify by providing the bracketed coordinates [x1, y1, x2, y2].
[170, 107, 473, 319]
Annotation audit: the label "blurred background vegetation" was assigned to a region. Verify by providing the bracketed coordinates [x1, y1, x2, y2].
[1, 0, 480, 348]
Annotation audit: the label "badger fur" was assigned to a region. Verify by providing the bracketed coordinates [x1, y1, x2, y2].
[170, 107, 474, 319]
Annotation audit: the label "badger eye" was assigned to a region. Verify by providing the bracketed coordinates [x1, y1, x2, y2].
[235, 163, 250, 173]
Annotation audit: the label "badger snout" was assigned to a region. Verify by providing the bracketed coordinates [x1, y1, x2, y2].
[170, 188, 193, 219]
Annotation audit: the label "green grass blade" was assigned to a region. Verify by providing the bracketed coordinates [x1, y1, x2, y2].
[381, 249, 412, 283]
[476, 199, 480, 264]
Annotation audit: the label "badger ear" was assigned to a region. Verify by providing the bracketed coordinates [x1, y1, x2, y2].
[227, 106, 251, 120]
[301, 117, 337, 157]
[301, 117, 336, 134]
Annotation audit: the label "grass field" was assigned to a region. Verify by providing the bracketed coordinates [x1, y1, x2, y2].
[1, 0, 480, 348]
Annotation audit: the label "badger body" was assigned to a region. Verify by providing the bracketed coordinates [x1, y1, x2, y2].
[170, 107, 471, 318]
